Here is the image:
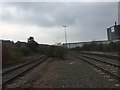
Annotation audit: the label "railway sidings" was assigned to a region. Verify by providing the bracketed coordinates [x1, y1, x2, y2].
[1, 51, 120, 88]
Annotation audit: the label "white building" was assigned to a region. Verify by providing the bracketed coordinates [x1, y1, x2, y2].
[63, 40, 108, 48]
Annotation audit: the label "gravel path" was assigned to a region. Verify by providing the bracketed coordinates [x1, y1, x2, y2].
[5, 55, 120, 88]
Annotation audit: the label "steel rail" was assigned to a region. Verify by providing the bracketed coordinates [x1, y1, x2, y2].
[74, 55, 120, 81]
[2, 56, 48, 88]
[79, 54, 120, 68]
[79, 51, 119, 60]
[2, 55, 44, 75]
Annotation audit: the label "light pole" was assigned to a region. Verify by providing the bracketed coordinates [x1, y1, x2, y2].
[63, 26, 67, 48]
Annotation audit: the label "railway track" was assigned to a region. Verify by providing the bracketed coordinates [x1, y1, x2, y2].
[2, 55, 44, 75]
[78, 53, 120, 68]
[78, 52, 119, 65]
[2, 55, 47, 88]
[79, 51, 119, 60]
[72, 52, 120, 82]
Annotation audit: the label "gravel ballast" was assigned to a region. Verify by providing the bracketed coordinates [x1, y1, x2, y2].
[5, 54, 120, 88]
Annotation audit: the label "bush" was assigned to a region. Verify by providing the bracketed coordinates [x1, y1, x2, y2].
[21, 47, 31, 56]
[44, 45, 66, 59]
[79, 41, 119, 53]
[2, 45, 11, 66]
[38, 45, 48, 54]
[11, 47, 24, 61]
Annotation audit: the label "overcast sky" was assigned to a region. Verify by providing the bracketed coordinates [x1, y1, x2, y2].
[0, 2, 118, 44]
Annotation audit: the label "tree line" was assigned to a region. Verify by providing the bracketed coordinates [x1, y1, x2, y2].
[2, 36, 66, 67]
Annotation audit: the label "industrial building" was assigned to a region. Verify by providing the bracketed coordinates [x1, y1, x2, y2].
[63, 22, 120, 49]
[107, 22, 120, 42]
[63, 40, 107, 49]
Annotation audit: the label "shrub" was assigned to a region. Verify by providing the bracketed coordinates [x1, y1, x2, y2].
[2, 45, 11, 66]
[44, 45, 66, 59]
[78, 41, 119, 53]
[21, 47, 31, 56]
[11, 47, 24, 61]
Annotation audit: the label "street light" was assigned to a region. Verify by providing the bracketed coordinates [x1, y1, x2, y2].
[63, 25, 67, 48]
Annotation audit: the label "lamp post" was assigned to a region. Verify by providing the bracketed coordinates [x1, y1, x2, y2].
[63, 25, 68, 48]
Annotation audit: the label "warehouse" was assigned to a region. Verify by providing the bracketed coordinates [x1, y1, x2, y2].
[107, 22, 120, 42]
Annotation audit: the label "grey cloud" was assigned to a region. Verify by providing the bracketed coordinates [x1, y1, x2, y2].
[2, 2, 118, 27]
[1, 2, 118, 42]
[2, 2, 67, 27]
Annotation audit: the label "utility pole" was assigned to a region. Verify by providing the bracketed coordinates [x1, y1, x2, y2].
[63, 26, 68, 48]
